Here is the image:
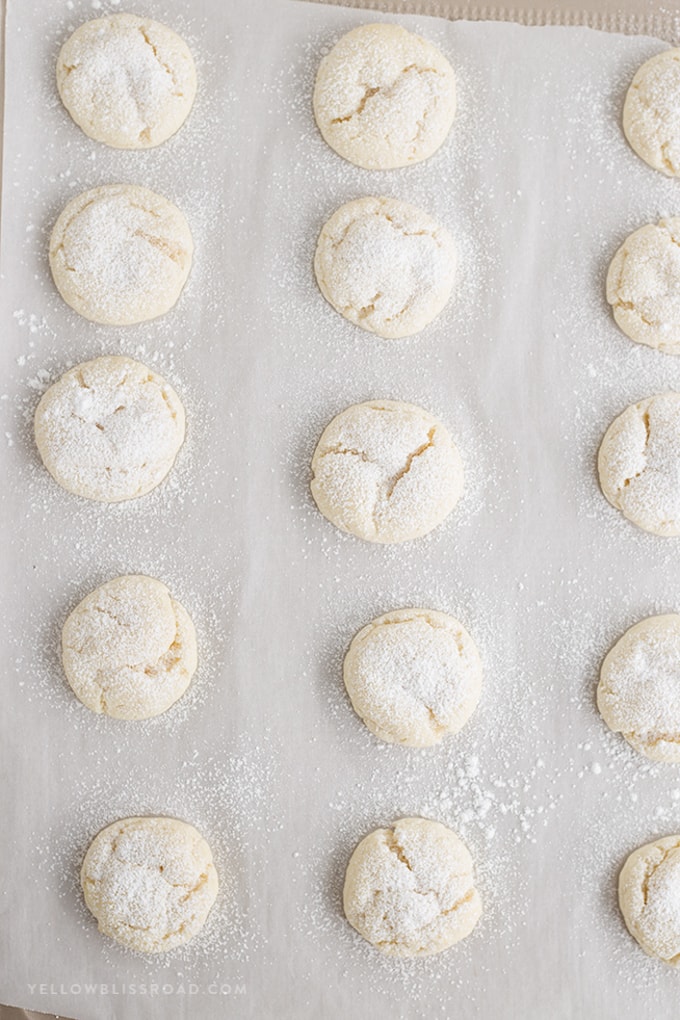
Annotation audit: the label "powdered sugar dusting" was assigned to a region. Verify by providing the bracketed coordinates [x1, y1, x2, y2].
[343, 608, 481, 747]
[34, 747, 276, 970]
[619, 836, 680, 964]
[598, 391, 680, 536]
[624, 48, 680, 175]
[640, 844, 680, 959]
[311, 399, 464, 543]
[343, 817, 481, 956]
[57, 13, 196, 150]
[49, 184, 193, 325]
[62, 574, 197, 720]
[81, 816, 218, 954]
[606, 218, 680, 352]
[598, 614, 680, 761]
[34, 354, 186, 502]
[313, 21, 456, 169]
[6, 2, 680, 1017]
[314, 195, 457, 338]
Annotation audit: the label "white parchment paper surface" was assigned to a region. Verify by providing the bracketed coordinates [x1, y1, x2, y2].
[3, 1, 680, 1018]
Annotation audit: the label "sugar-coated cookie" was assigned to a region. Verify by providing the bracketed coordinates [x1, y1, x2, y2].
[598, 615, 680, 761]
[314, 196, 456, 339]
[623, 49, 680, 176]
[343, 817, 481, 956]
[619, 836, 680, 964]
[311, 399, 464, 543]
[57, 13, 196, 149]
[62, 575, 197, 720]
[607, 219, 680, 354]
[314, 23, 456, 169]
[34, 356, 185, 503]
[49, 184, 193, 325]
[344, 608, 481, 746]
[81, 816, 218, 954]
[598, 392, 680, 536]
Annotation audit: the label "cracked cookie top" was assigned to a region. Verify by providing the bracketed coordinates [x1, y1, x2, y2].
[310, 399, 464, 544]
[62, 574, 197, 721]
[619, 835, 680, 965]
[598, 614, 680, 762]
[81, 816, 218, 954]
[314, 196, 457, 339]
[49, 184, 193, 325]
[343, 608, 482, 747]
[34, 355, 186, 502]
[623, 49, 680, 177]
[606, 218, 680, 354]
[343, 817, 481, 957]
[598, 392, 680, 536]
[313, 23, 456, 170]
[57, 13, 197, 149]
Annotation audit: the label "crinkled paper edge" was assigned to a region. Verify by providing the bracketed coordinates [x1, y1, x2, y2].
[307, 0, 679, 43]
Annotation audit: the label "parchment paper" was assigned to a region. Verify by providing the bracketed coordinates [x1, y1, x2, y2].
[3, 1, 680, 1018]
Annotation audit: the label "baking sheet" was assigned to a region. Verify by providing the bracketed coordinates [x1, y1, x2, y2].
[2, 1, 680, 1017]
[313, 0, 680, 45]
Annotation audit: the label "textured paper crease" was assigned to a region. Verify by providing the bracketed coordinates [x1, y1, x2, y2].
[308, 0, 680, 43]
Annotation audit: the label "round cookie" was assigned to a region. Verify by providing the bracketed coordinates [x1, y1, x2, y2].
[310, 399, 464, 544]
[314, 196, 457, 339]
[607, 219, 680, 354]
[623, 49, 680, 176]
[598, 615, 680, 762]
[62, 575, 197, 721]
[619, 835, 680, 965]
[313, 23, 456, 170]
[343, 816, 481, 957]
[34, 355, 185, 503]
[343, 608, 482, 747]
[49, 184, 193, 325]
[598, 392, 680, 536]
[57, 13, 197, 149]
[81, 816, 218, 954]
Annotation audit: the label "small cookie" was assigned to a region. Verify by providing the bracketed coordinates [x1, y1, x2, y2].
[81, 816, 218, 954]
[343, 817, 481, 957]
[314, 196, 456, 339]
[313, 23, 456, 169]
[49, 184, 193, 325]
[598, 392, 680, 536]
[62, 575, 197, 720]
[34, 355, 185, 503]
[598, 615, 680, 762]
[619, 836, 680, 965]
[343, 608, 482, 747]
[607, 219, 680, 354]
[57, 13, 197, 149]
[311, 399, 464, 544]
[623, 49, 680, 176]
